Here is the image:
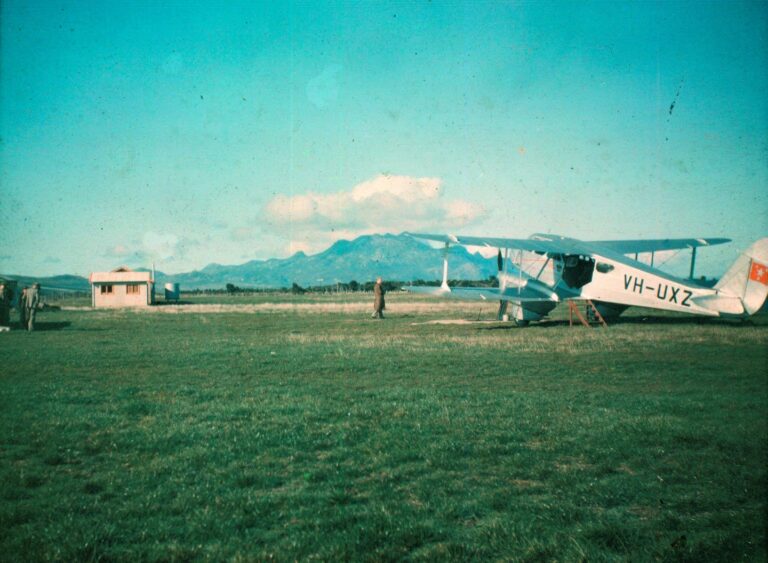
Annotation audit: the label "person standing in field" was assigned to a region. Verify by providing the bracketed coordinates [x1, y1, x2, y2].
[371, 277, 385, 319]
[0, 281, 9, 330]
[18, 287, 28, 330]
[24, 283, 40, 332]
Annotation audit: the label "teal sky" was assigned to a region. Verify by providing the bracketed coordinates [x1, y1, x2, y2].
[2, 0, 767, 277]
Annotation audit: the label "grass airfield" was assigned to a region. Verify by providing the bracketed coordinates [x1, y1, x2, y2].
[1, 293, 766, 561]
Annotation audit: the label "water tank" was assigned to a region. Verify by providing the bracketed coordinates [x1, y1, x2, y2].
[164, 283, 180, 301]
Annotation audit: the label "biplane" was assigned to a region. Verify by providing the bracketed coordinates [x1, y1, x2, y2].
[404, 233, 768, 325]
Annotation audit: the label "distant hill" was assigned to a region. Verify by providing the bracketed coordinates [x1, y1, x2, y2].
[158, 234, 495, 289]
[0, 274, 91, 293]
[2, 234, 495, 291]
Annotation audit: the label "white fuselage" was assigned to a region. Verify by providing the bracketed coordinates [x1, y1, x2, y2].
[577, 255, 718, 316]
[502, 250, 721, 316]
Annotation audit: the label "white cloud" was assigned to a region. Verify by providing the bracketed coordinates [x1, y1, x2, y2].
[111, 245, 132, 257]
[230, 227, 254, 242]
[143, 232, 180, 261]
[306, 64, 342, 109]
[106, 232, 184, 267]
[288, 241, 312, 255]
[262, 174, 485, 254]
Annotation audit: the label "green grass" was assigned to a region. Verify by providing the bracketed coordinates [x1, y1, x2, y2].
[1, 294, 766, 561]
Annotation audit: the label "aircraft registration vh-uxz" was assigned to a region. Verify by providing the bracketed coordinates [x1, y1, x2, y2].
[403, 233, 768, 326]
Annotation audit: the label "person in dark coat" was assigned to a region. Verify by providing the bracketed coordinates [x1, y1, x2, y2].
[0, 281, 9, 329]
[372, 277, 385, 319]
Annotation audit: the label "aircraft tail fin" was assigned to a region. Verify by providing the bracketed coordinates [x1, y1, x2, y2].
[714, 238, 768, 316]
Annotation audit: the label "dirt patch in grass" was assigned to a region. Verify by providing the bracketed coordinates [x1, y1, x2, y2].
[412, 319, 505, 325]
[510, 479, 543, 489]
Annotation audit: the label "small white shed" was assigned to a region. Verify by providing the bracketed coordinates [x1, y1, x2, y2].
[90, 267, 155, 308]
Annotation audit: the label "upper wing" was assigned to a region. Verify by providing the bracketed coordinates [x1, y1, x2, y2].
[587, 238, 731, 254]
[405, 232, 589, 254]
[407, 232, 730, 255]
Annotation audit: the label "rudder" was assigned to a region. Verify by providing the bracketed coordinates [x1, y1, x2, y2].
[714, 238, 768, 315]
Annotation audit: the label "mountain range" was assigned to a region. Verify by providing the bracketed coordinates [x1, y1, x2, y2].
[2, 234, 496, 292]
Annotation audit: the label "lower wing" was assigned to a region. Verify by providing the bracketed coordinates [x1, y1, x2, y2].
[403, 285, 558, 303]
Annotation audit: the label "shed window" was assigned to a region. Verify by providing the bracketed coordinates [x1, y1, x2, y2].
[126, 284, 140, 295]
[100, 285, 113, 294]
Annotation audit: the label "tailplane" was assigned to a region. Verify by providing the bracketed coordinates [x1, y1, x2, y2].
[714, 238, 768, 316]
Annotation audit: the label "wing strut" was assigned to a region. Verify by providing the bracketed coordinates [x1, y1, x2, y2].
[689, 246, 697, 279]
[497, 248, 509, 320]
[441, 242, 450, 290]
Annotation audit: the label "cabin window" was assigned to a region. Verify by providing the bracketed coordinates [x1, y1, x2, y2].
[126, 284, 140, 295]
[596, 262, 614, 274]
[100, 285, 113, 294]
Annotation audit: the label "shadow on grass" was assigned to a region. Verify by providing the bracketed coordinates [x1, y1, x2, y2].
[609, 316, 751, 326]
[17, 321, 72, 331]
[475, 316, 759, 330]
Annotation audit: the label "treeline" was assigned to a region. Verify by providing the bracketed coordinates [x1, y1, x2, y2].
[180, 277, 500, 296]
